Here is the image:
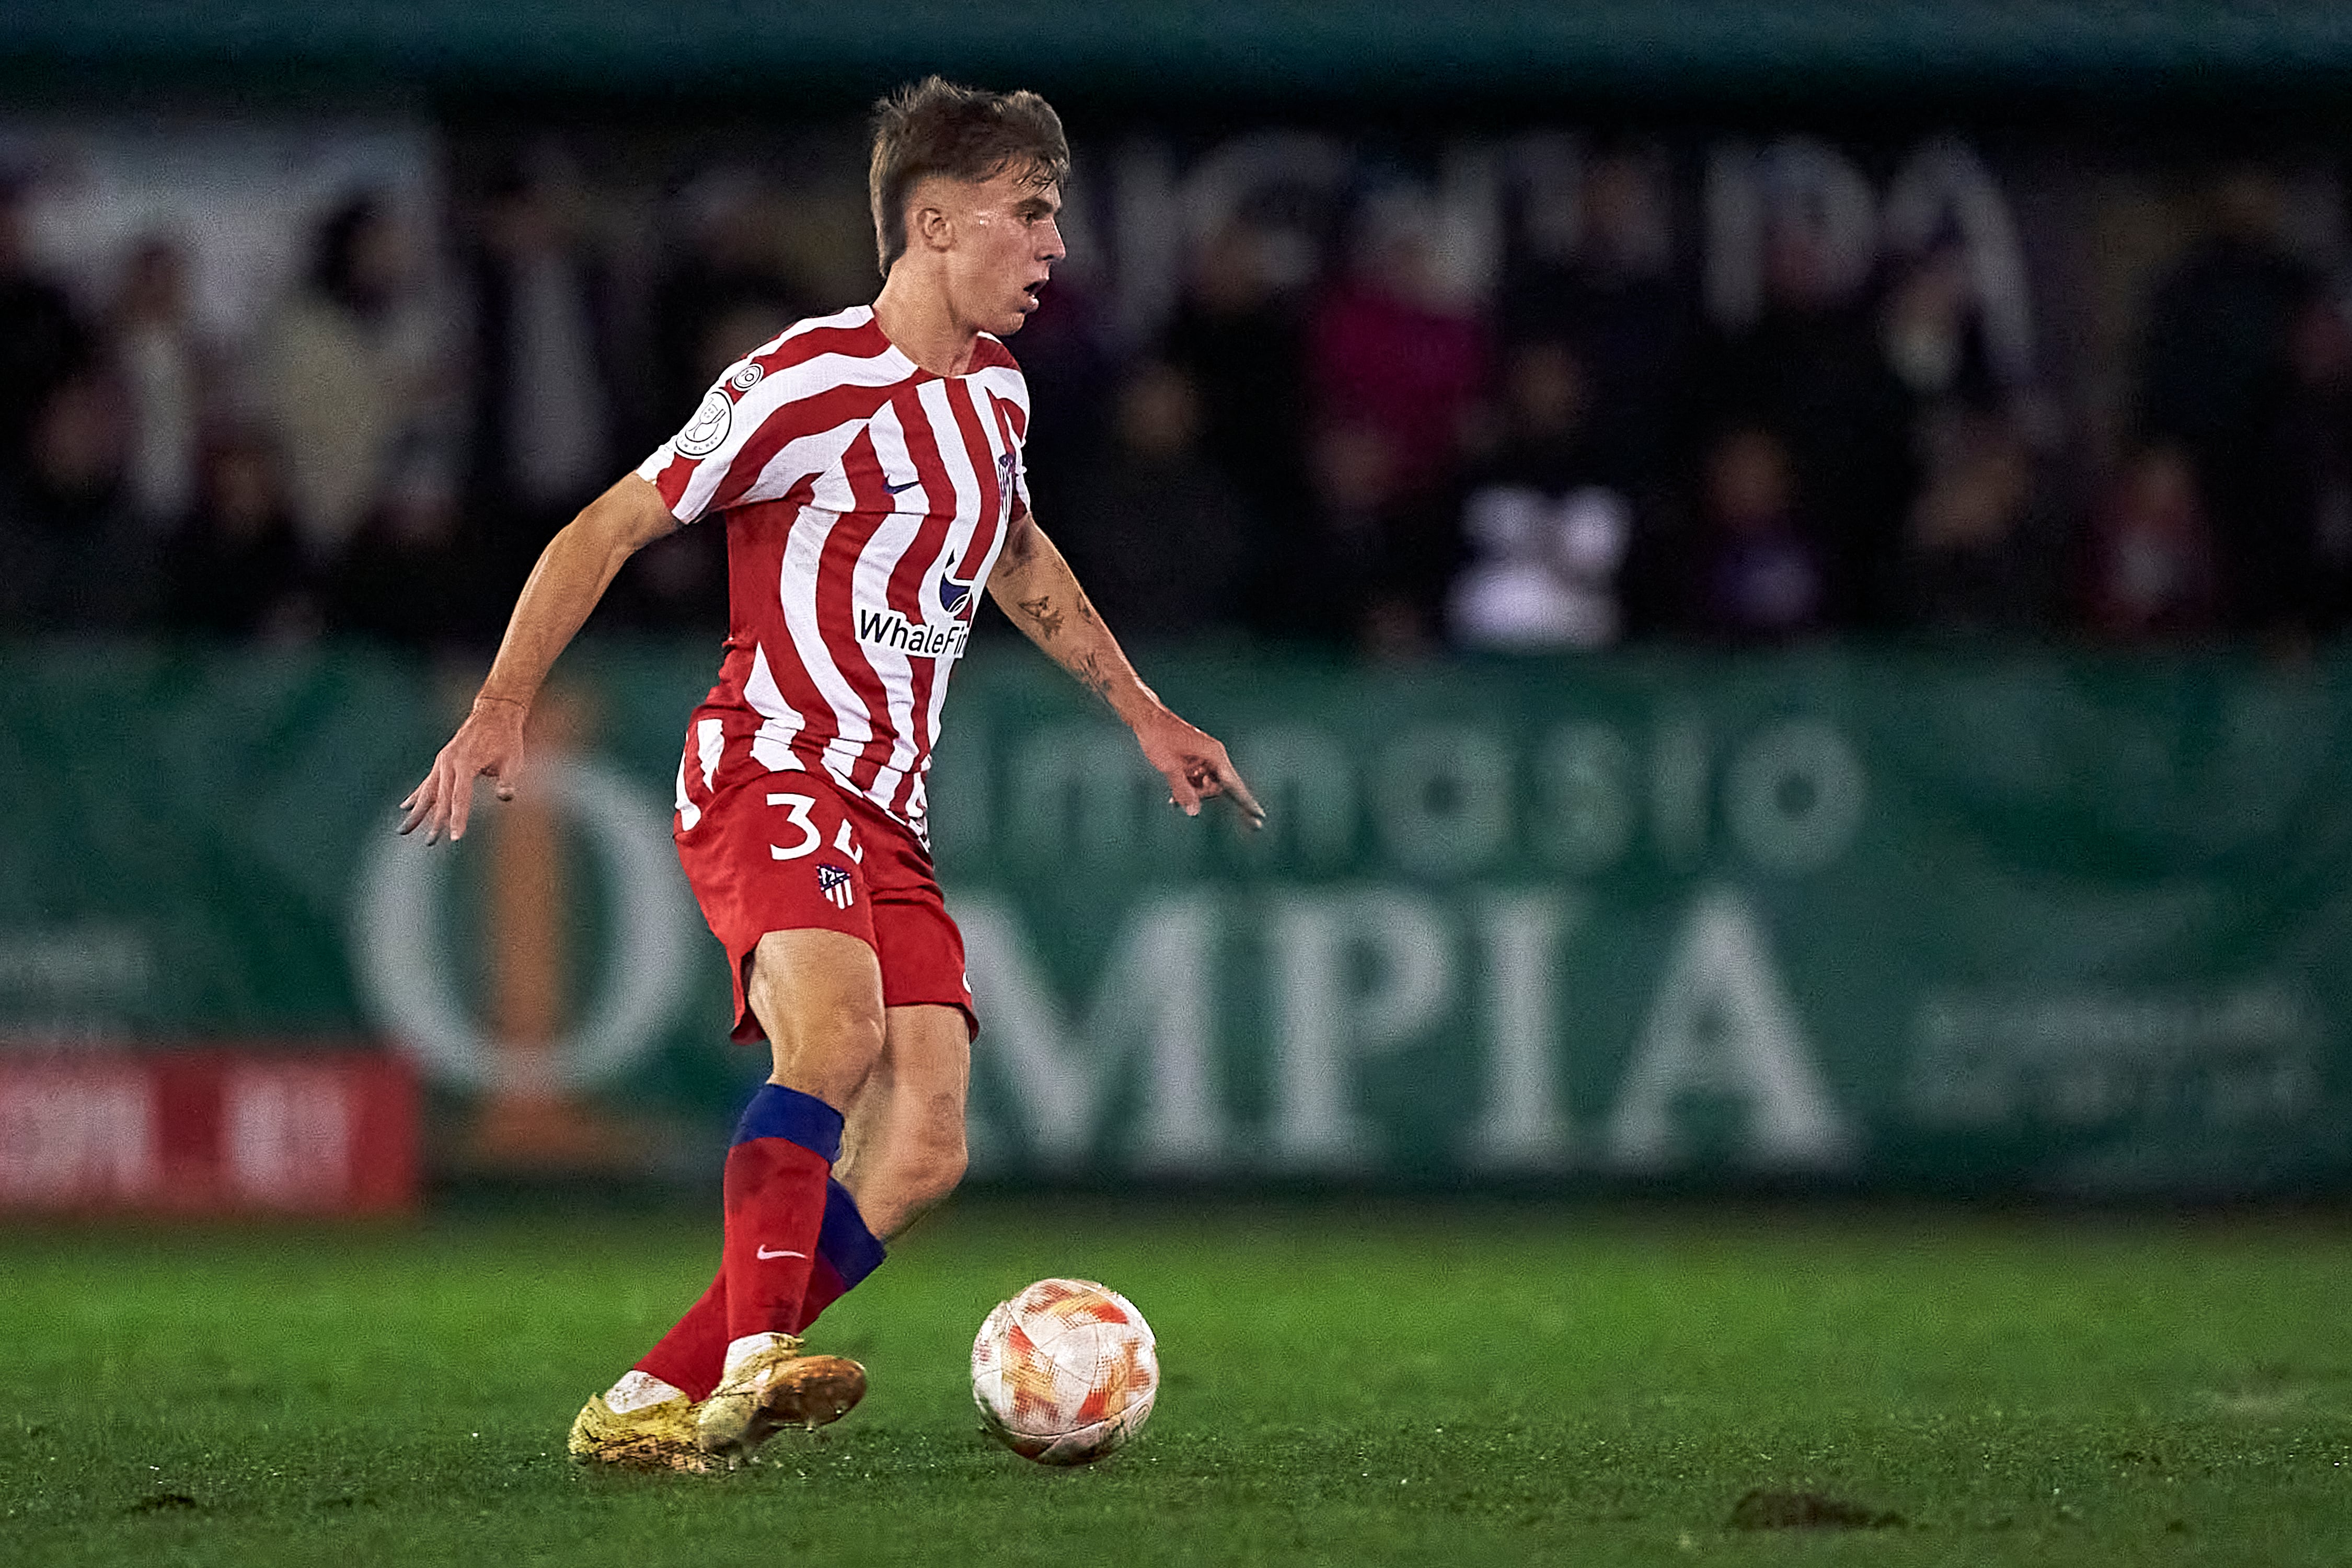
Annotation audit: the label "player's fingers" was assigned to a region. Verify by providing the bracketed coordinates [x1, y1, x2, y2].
[487, 748, 524, 803]
[1218, 764, 1267, 829]
[396, 778, 432, 835]
[1166, 765, 1203, 817]
[443, 763, 474, 843]
[1184, 743, 1265, 831]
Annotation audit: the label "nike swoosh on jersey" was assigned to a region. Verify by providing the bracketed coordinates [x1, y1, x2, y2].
[883, 477, 923, 493]
[755, 1245, 808, 1260]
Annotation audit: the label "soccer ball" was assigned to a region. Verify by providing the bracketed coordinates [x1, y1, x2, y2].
[970, 1277, 1158, 1465]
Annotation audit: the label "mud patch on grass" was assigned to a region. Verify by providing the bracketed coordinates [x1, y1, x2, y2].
[1728, 1489, 1905, 1530]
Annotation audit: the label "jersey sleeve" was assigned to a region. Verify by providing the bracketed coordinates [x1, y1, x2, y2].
[637, 351, 820, 525]
[973, 346, 1034, 523]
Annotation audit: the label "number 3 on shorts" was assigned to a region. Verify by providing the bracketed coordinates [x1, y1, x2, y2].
[765, 792, 821, 860]
[765, 792, 864, 864]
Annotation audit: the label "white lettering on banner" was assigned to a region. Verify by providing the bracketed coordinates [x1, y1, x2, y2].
[1230, 727, 1358, 870]
[1534, 725, 1636, 873]
[1707, 139, 1880, 326]
[956, 882, 1859, 1176]
[956, 892, 1229, 1170]
[1098, 130, 2033, 384]
[0, 926, 154, 1046]
[1905, 987, 2323, 1129]
[0, 1071, 154, 1202]
[225, 1065, 350, 1207]
[1463, 892, 1576, 1170]
[1605, 887, 1852, 1171]
[954, 708, 1871, 881]
[1374, 728, 1513, 876]
[1725, 721, 1869, 872]
[1270, 892, 1455, 1169]
[1108, 138, 1181, 349]
[0, 927, 153, 1004]
[353, 758, 694, 1090]
[1650, 711, 1711, 868]
[1006, 727, 1155, 870]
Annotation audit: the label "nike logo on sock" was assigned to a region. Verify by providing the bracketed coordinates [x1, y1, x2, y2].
[755, 1245, 808, 1260]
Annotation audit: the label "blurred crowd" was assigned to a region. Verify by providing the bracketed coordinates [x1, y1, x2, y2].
[4, 145, 2351, 656]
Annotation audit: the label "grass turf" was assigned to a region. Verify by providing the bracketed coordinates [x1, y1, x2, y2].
[2, 1200, 2348, 1565]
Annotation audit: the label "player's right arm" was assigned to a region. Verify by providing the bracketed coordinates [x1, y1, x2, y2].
[398, 474, 679, 844]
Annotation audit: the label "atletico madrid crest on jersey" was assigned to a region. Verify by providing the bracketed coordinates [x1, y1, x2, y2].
[817, 863, 855, 910]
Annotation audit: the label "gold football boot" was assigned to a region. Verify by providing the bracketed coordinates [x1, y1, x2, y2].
[567, 1390, 718, 1474]
[694, 1336, 868, 1463]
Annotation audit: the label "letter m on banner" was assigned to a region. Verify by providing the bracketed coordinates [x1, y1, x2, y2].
[952, 892, 1230, 1172]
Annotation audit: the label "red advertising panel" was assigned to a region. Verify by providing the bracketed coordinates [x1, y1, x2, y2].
[0, 1049, 418, 1215]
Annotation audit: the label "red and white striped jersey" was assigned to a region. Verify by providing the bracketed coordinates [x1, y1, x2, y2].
[638, 305, 1030, 844]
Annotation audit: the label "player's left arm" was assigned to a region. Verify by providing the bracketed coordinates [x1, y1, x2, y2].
[987, 512, 1265, 828]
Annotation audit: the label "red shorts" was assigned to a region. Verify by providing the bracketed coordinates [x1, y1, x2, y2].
[673, 727, 975, 1045]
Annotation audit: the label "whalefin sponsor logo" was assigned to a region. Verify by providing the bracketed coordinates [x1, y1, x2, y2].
[856, 604, 969, 660]
[939, 570, 975, 619]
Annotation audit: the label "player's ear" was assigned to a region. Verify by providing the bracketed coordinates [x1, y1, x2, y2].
[910, 187, 955, 254]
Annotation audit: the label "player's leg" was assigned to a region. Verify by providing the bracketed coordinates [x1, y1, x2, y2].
[620, 993, 959, 1393]
[838, 1003, 970, 1237]
[796, 1002, 971, 1333]
[693, 926, 884, 1459]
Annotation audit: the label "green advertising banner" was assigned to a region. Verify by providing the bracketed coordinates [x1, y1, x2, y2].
[2, 642, 2345, 1195]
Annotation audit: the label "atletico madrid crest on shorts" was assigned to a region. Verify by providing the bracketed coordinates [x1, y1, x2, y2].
[817, 863, 855, 910]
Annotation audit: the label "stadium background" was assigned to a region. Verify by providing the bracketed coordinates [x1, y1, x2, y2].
[8, 6, 2352, 1564]
[6, 1, 2351, 1205]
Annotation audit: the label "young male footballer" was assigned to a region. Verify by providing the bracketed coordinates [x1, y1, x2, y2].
[400, 78, 1263, 1470]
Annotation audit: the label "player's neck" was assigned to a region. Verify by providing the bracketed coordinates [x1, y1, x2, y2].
[872, 269, 981, 378]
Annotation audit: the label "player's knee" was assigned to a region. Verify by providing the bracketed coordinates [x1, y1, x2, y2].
[899, 1123, 966, 1210]
[801, 1002, 886, 1093]
[758, 991, 886, 1102]
[924, 1135, 969, 1204]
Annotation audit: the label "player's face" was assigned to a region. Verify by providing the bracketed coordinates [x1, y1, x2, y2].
[947, 165, 1065, 337]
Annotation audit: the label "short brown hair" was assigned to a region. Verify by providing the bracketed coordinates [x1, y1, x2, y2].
[868, 76, 1069, 277]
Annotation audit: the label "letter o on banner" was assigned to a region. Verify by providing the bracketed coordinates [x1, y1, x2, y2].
[1374, 727, 1513, 877]
[352, 758, 695, 1090]
[1724, 720, 1867, 872]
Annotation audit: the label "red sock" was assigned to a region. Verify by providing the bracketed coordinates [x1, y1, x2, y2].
[721, 1083, 841, 1345]
[634, 1264, 729, 1400]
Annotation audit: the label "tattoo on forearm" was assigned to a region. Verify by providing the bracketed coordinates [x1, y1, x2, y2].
[1076, 592, 1098, 627]
[1074, 652, 1114, 702]
[1018, 594, 1065, 642]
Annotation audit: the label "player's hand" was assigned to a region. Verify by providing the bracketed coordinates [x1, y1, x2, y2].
[1133, 708, 1265, 830]
[397, 696, 529, 845]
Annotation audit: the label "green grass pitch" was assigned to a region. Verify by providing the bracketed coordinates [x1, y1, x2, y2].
[4, 1198, 2349, 1565]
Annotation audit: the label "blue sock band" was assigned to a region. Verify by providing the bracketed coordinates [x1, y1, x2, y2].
[731, 1083, 845, 1163]
[816, 1179, 886, 1288]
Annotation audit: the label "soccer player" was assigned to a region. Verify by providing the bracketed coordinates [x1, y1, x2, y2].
[399, 79, 1263, 1471]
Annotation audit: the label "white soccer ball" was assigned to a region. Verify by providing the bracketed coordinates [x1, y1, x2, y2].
[970, 1277, 1159, 1465]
